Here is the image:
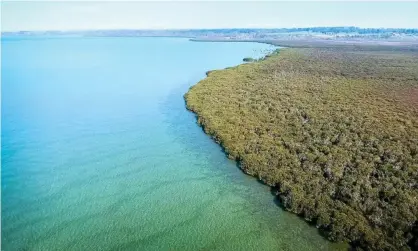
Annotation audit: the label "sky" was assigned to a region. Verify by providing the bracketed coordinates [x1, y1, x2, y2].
[1, 1, 418, 31]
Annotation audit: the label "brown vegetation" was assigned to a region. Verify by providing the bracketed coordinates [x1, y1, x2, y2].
[185, 47, 418, 250]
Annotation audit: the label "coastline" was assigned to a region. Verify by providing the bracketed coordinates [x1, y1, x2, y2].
[183, 45, 418, 250]
[189, 37, 418, 51]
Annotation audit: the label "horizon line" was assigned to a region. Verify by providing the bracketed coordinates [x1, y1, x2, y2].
[3, 26, 418, 33]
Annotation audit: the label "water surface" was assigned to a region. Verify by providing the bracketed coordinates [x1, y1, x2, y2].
[2, 37, 343, 250]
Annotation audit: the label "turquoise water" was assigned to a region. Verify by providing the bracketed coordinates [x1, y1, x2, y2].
[2, 37, 342, 250]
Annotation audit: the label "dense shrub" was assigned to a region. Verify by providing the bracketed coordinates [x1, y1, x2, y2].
[243, 57, 255, 62]
[185, 47, 418, 250]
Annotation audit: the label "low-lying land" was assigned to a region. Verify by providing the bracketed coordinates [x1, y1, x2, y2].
[4, 27, 418, 41]
[185, 45, 418, 250]
[191, 38, 418, 52]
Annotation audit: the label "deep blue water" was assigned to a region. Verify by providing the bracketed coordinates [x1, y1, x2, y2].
[1, 36, 341, 250]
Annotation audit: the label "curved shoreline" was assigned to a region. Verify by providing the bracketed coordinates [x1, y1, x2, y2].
[184, 46, 418, 250]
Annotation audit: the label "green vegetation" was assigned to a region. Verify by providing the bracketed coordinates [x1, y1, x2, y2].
[185, 47, 418, 250]
[243, 57, 255, 62]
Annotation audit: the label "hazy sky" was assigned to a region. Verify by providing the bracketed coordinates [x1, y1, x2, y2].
[2, 1, 418, 31]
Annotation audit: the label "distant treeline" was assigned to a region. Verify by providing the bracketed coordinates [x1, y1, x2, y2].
[3, 26, 418, 37]
[227, 27, 418, 34]
[181, 27, 418, 34]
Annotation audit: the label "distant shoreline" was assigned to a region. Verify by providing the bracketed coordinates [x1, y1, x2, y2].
[189, 37, 418, 51]
[3, 27, 418, 52]
[3, 27, 418, 47]
[4, 33, 417, 50]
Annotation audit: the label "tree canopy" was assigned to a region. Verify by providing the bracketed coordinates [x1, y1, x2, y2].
[185, 47, 418, 250]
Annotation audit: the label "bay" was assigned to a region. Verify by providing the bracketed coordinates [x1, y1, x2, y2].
[1, 36, 342, 250]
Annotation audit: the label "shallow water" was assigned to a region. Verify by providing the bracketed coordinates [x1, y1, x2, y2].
[1, 36, 343, 250]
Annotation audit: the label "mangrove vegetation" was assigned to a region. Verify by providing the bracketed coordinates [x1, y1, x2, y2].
[185, 46, 418, 250]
